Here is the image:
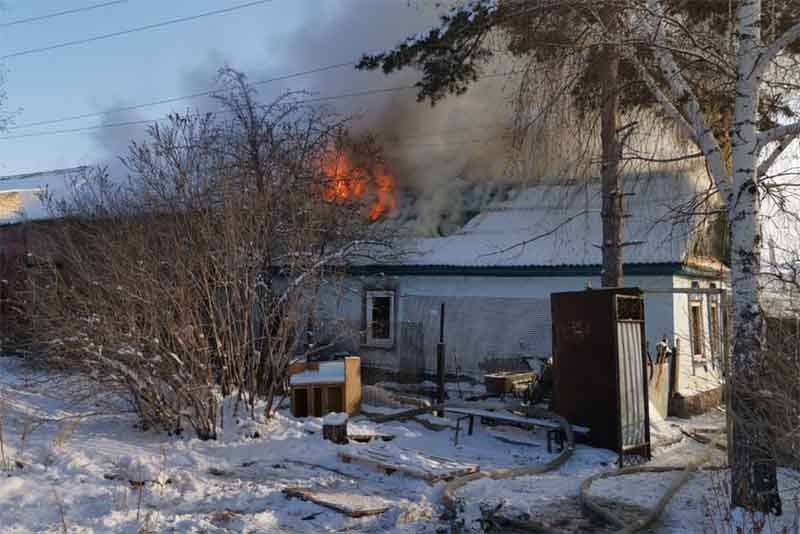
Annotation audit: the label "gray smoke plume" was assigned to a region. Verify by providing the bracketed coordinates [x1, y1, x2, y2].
[91, 1, 700, 237]
[176, 0, 522, 236]
[89, 98, 151, 179]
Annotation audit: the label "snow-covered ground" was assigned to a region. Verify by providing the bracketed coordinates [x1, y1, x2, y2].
[0, 356, 796, 533]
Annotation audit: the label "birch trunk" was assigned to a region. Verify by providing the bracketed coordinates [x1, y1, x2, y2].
[600, 42, 623, 288]
[729, 0, 781, 515]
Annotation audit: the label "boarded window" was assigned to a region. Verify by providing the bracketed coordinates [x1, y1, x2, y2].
[365, 290, 395, 348]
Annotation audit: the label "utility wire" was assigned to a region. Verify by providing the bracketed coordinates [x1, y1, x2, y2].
[0, 0, 273, 61]
[10, 62, 356, 130]
[0, 71, 515, 141]
[0, 114, 510, 151]
[0, 84, 419, 140]
[0, 1, 129, 28]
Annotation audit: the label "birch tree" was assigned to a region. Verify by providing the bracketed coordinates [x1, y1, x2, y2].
[25, 76, 394, 438]
[363, 0, 800, 516]
[629, 0, 800, 515]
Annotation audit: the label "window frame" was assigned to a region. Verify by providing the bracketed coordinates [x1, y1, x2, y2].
[364, 289, 395, 348]
[708, 301, 721, 356]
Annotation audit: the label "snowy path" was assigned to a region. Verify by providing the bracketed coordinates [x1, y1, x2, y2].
[1, 357, 796, 533]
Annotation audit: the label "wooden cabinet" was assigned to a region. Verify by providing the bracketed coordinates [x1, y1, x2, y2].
[289, 357, 362, 418]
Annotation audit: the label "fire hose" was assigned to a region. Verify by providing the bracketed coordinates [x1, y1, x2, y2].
[362, 402, 719, 533]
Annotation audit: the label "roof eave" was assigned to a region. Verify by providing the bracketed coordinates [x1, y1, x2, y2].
[347, 262, 726, 278]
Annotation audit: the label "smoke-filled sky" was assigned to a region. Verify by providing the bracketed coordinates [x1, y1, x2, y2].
[0, 0, 514, 177]
[0, 0, 534, 233]
[2, 1, 732, 237]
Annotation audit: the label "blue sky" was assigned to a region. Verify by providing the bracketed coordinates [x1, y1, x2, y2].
[0, 0, 442, 176]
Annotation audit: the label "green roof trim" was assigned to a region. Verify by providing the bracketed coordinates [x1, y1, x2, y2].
[348, 262, 724, 278]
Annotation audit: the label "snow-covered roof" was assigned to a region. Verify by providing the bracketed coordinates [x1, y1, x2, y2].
[398, 173, 704, 268]
[290, 361, 346, 385]
[0, 166, 87, 225]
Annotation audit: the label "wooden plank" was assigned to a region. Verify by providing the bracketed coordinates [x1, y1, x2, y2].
[488, 427, 540, 448]
[444, 407, 591, 435]
[344, 356, 362, 415]
[347, 431, 395, 443]
[338, 448, 479, 482]
[445, 407, 536, 425]
[520, 417, 591, 435]
[484, 372, 537, 395]
[283, 487, 391, 517]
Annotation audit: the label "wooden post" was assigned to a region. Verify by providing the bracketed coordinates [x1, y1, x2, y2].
[720, 290, 731, 377]
[436, 303, 446, 414]
[721, 290, 733, 470]
[323, 413, 348, 444]
[673, 338, 681, 393]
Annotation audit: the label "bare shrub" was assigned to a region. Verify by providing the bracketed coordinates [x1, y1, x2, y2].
[722, 298, 800, 521]
[50, 418, 78, 452]
[52, 487, 69, 534]
[704, 469, 800, 533]
[0, 398, 7, 470]
[24, 69, 393, 439]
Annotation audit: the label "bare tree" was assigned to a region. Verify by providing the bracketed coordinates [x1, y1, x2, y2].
[626, 0, 800, 515]
[24, 73, 393, 439]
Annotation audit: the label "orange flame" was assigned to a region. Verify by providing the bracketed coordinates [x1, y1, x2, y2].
[322, 150, 396, 221]
[369, 166, 397, 221]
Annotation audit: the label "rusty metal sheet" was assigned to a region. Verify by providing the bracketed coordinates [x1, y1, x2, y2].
[551, 288, 651, 457]
[551, 289, 618, 451]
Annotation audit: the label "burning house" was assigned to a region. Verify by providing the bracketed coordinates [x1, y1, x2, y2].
[315, 168, 730, 401]
[0, 158, 732, 405]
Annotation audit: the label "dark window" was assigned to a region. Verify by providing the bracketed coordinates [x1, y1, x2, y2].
[371, 296, 391, 339]
[365, 290, 395, 347]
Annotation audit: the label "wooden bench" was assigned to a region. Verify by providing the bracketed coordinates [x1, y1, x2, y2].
[443, 407, 590, 452]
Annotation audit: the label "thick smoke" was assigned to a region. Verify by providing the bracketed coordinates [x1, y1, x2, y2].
[89, 99, 149, 179]
[177, 0, 522, 236]
[92, 1, 697, 236]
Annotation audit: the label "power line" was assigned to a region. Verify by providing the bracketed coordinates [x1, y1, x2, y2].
[0, 0, 273, 61]
[0, 1, 130, 28]
[0, 71, 516, 141]
[0, 84, 418, 140]
[10, 61, 356, 131]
